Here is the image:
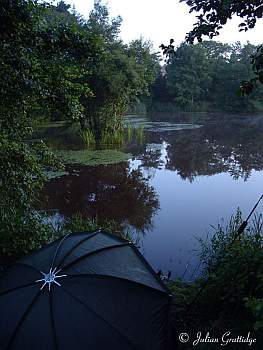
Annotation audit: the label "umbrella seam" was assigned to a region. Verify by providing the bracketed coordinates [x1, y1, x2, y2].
[56, 230, 101, 269]
[63, 273, 171, 297]
[49, 289, 58, 350]
[51, 234, 71, 269]
[0, 282, 37, 297]
[6, 290, 41, 350]
[129, 245, 172, 295]
[60, 286, 141, 350]
[60, 242, 131, 271]
[9, 262, 41, 274]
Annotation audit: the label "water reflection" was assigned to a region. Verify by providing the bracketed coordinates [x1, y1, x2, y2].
[166, 124, 263, 181]
[39, 118, 263, 280]
[40, 163, 159, 233]
[133, 122, 263, 182]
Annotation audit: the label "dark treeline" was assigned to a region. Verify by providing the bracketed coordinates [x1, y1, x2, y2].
[148, 41, 263, 115]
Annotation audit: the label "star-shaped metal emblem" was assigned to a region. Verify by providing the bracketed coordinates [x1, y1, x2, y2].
[35, 267, 67, 291]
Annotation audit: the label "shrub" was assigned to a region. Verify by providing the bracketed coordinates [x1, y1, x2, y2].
[169, 210, 263, 348]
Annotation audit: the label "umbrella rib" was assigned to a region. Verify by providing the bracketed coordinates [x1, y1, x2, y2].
[49, 289, 58, 350]
[0, 281, 37, 297]
[6, 290, 41, 350]
[60, 243, 130, 271]
[56, 230, 101, 269]
[64, 273, 170, 297]
[10, 262, 41, 274]
[130, 245, 171, 294]
[50, 233, 71, 269]
[60, 286, 141, 350]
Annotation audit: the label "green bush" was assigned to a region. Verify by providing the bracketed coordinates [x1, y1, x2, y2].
[169, 210, 263, 348]
[199, 211, 263, 309]
[0, 212, 61, 264]
[63, 213, 133, 242]
[0, 212, 133, 268]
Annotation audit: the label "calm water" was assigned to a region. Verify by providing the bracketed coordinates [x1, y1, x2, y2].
[39, 116, 263, 280]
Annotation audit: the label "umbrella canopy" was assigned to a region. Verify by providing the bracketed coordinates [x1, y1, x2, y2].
[0, 230, 172, 350]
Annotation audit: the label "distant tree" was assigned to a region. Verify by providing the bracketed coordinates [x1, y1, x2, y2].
[151, 70, 171, 103]
[180, 0, 263, 94]
[156, 40, 263, 113]
[205, 41, 260, 111]
[86, 0, 122, 42]
[78, 3, 159, 139]
[166, 42, 212, 110]
[127, 38, 160, 112]
[128, 39, 160, 92]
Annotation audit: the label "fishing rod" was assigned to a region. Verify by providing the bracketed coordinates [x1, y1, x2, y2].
[235, 194, 263, 238]
[183, 193, 263, 318]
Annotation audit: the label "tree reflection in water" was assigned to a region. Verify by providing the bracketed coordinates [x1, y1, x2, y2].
[40, 162, 159, 233]
[165, 122, 263, 182]
[39, 120, 263, 249]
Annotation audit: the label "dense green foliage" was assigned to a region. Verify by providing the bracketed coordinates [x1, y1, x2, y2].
[66, 2, 159, 140]
[0, 0, 66, 261]
[151, 40, 263, 113]
[180, 0, 263, 95]
[181, 0, 263, 41]
[0, 0, 158, 262]
[169, 211, 263, 348]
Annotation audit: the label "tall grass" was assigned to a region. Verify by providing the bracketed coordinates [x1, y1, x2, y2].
[80, 125, 144, 146]
[80, 129, 96, 146]
[126, 124, 133, 141]
[99, 126, 144, 146]
[135, 125, 144, 144]
[101, 129, 124, 146]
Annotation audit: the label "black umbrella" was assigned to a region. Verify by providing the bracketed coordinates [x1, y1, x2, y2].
[0, 230, 172, 350]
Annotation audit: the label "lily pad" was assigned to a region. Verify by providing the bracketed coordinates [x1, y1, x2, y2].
[54, 149, 132, 166]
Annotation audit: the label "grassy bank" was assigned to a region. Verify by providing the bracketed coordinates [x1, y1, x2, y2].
[169, 210, 263, 349]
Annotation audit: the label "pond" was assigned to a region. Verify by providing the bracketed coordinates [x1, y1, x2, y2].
[38, 115, 263, 281]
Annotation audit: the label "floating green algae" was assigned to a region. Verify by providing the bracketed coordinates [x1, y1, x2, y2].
[54, 149, 132, 166]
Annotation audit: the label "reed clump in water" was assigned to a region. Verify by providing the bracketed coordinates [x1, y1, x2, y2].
[80, 125, 144, 146]
[101, 129, 124, 146]
[135, 125, 144, 144]
[80, 129, 96, 146]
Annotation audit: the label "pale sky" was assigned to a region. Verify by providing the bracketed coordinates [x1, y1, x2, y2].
[63, 0, 263, 51]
